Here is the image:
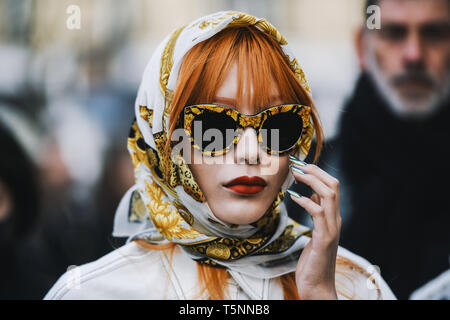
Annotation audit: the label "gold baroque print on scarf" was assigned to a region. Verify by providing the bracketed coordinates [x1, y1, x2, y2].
[128, 120, 177, 198]
[128, 190, 147, 223]
[134, 105, 206, 201]
[161, 26, 185, 118]
[227, 12, 288, 45]
[254, 225, 310, 256]
[128, 121, 152, 171]
[181, 210, 280, 262]
[189, 11, 287, 45]
[139, 106, 153, 126]
[173, 199, 195, 226]
[144, 180, 200, 241]
[289, 58, 311, 93]
[188, 11, 240, 30]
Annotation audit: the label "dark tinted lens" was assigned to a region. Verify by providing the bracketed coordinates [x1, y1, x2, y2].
[261, 112, 303, 152]
[190, 110, 237, 152]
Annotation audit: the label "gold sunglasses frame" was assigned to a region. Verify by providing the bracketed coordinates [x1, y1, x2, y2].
[183, 104, 312, 157]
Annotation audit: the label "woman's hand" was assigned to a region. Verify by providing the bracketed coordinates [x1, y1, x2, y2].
[287, 157, 341, 300]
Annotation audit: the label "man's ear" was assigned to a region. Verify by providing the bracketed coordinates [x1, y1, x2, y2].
[354, 27, 368, 71]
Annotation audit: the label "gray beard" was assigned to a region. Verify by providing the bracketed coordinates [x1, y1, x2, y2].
[365, 46, 450, 120]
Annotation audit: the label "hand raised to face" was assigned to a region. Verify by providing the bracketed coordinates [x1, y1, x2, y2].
[287, 155, 341, 300]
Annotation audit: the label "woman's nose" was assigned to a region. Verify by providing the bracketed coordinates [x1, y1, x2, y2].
[235, 127, 260, 164]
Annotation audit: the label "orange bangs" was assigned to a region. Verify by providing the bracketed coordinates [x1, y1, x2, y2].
[167, 25, 323, 161]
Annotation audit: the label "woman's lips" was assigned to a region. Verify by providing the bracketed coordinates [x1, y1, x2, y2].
[224, 176, 267, 195]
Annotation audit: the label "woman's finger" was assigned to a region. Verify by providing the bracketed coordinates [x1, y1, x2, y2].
[287, 190, 329, 237]
[290, 168, 340, 235]
[288, 156, 339, 190]
[291, 163, 340, 194]
[289, 161, 341, 226]
[290, 167, 337, 203]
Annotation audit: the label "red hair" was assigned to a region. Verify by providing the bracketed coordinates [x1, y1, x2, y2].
[167, 25, 323, 161]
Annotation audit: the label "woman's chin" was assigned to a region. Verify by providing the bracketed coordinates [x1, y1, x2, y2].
[207, 188, 275, 225]
[212, 207, 266, 225]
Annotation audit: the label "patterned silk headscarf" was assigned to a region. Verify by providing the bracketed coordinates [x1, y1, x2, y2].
[113, 11, 315, 279]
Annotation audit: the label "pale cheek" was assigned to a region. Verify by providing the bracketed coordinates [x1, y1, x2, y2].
[188, 154, 228, 201]
[264, 155, 290, 189]
[275, 154, 289, 172]
[188, 162, 216, 193]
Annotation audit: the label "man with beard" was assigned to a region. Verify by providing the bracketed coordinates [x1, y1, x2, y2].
[338, 0, 449, 299]
[287, 0, 450, 299]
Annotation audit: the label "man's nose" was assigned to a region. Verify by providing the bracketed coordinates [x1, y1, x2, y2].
[235, 127, 260, 165]
[403, 30, 425, 65]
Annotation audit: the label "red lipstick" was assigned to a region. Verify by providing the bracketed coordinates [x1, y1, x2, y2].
[224, 176, 267, 195]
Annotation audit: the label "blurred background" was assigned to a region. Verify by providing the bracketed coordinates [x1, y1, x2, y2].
[0, 0, 366, 299]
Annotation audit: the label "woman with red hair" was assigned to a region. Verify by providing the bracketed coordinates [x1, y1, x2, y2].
[45, 11, 395, 300]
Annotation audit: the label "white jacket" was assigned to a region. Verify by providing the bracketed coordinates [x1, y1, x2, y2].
[44, 241, 396, 300]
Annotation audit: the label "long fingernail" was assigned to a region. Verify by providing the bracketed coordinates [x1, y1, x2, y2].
[289, 155, 307, 166]
[286, 189, 302, 198]
[290, 165, 305, 175]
